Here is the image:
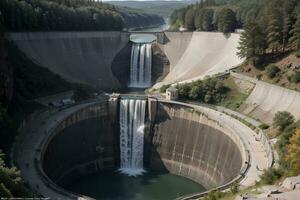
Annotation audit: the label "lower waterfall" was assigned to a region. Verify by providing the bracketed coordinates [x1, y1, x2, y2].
[129, 43, 152, 88]
[119, 99, 146, 176]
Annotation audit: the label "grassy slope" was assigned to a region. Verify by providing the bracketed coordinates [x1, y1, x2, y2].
[217, 76, 252, 111]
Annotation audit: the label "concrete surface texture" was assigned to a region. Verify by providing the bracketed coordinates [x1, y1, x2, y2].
[8, 32, 129, 89]
[232, 72, 300, 123]
[13, 98, 271, 199]
[43, 109, 116, 186]
[13, 102, 105, 199]
[154, 100, 270, 188]
[148, 102, 244, 189]
[8, 31, 243, 90]
[154, 32, 243, 87]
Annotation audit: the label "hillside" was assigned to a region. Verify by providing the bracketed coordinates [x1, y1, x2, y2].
[0, 0, 164, 31]
[235, 52, 300, 91]
[106, 1, 191, 19]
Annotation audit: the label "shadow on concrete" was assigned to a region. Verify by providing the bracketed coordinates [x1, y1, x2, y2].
[152, 44, 170, 84]
[111, 43, 132, 87]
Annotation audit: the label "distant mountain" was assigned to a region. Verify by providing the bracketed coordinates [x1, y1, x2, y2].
[106, 1, 193, 19]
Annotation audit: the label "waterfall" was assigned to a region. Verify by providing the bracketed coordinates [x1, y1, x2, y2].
[119, 99, 146, 176]
[129, 43, 152, 88]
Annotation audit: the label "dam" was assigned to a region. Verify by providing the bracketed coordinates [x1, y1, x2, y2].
[12, 94, 272, 199]
[7, 31, 243, 90]
[9, 31, 271, 200]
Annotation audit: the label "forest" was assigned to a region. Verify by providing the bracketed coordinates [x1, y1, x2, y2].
[0, 0, 124, 31]
[170, 0, 300, 65]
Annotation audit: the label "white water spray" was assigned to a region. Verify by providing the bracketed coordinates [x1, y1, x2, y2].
[129, 43, 152, 88]
[119, 99, 146, 176]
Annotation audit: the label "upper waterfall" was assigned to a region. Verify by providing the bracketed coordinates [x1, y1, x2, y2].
[119, 99, 146, 176]
[129, 43, 152, 88]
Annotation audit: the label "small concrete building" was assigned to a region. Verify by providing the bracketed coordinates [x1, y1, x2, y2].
[166, 86, 178, 100]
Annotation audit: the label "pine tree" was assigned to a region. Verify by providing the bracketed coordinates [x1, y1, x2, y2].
[289, 16, 300, 49]
[237, 21, 266, 66]
[281, 0, 299, 48]
[202, 8, 214, 31]
[184, 8, 196, 30]
[285, 128, 300, 176]
[194, 9, 204, 30]
[216, 8, 236, 33]
[266, 12, 282, 53]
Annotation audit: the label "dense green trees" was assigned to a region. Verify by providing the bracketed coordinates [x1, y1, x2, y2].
[237, 22, 266, 65]
[170, 0, 300, 63]
[184, 8, 196, 30]
[266, 12, 282, 53]
[194, 8, 214, 31]
[0, 0, 124, 31]
[170, 1, 239, 32]
[290, 16, 300, 49]
[216, 8, 236, 33]
[273, 111, 295, 131]
[176, 77, 228, 104]
[236, 0, 300, 64]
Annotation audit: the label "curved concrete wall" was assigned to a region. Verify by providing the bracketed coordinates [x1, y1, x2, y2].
[242, 81, 300, 123]
[8, 31, 243, 90]
[8, 32, 129, 89]
[158, 32, 193, 70]
[40, 98, 246, 193]
[13, 97, 262, 199]
[42, 101, 118, 186]
[232, 72, 300, 123]
[154, 32, 243, 88]
[147, 102, 244, 189]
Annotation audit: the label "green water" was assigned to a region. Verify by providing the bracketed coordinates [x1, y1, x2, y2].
[66, 171, 205, 200]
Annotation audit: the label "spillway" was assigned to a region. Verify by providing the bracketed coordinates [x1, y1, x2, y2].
[119, 99, 146, 176]
[129, 43, 152, 88]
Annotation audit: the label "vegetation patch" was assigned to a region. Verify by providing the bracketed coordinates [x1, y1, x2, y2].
[163, 75, 250, 111]
[259, 123, 270, 130]
[0, 150, 32, 198]
[217, 76, 250, 110]
[258, 112, 300, 185]
[176, 77, 228, 104]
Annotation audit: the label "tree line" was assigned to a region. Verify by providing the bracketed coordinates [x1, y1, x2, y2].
[170, 0, 300, 65]
[0, 0, 124, 31]
[169, 0, 239, 33]
[237, 0, 300, 65]
[175, 77, 228, 104]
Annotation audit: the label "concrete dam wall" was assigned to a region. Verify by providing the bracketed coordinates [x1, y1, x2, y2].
[155, 32, 244, 87]
[8, 31, 243, 90]
[42, 101, 118, 186]
[38, 98, 247, 199]
[231, 72, 300, 123]
[147, 102, 244, 189]
[8, 32, 129, 89]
